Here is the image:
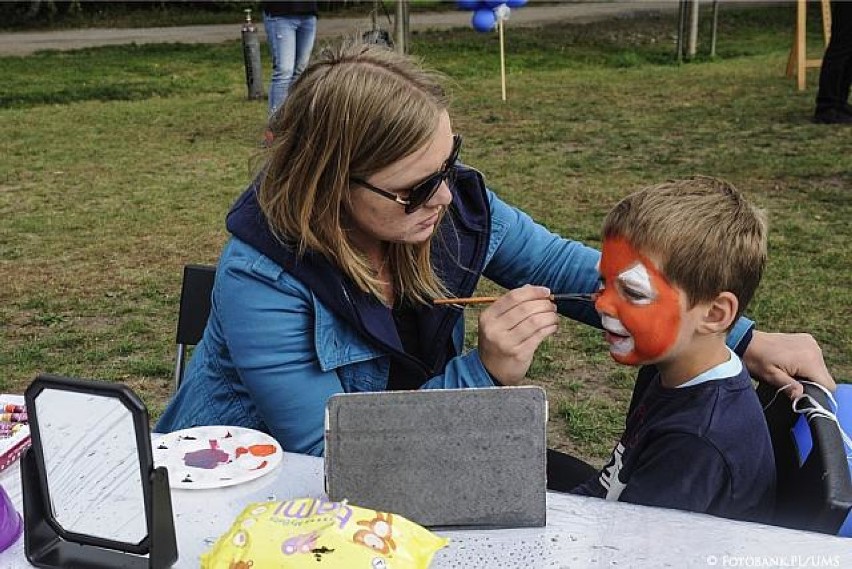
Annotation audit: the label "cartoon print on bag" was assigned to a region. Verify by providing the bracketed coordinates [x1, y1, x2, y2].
[353, 512, 397, 555]
[281, 531, 320, 555]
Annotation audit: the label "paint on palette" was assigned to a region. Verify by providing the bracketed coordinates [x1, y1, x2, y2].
[183, 439, 229, 469]
[236, 444, 277, 458]
[154, 426, 284, 488]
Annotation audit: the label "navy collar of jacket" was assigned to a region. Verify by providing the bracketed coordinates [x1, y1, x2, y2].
[225, 165, 491, 379]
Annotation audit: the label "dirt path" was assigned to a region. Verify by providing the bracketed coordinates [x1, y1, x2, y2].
[0, 2, 677, 56]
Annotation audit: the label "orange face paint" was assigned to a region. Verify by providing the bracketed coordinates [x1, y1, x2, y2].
[595, 236, 682, 365]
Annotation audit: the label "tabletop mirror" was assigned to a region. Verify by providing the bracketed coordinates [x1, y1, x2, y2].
[22, 374, 177, 569]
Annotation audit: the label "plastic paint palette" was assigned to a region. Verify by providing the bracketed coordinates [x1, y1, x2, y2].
[153, 426, 283, 489]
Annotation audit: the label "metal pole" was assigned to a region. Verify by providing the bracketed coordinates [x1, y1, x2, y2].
[241, 9, 263, 100]
[687, 0, 699, 60]
[402, 0, 410, 53]
[676, 0, 687, 62]
[394, 1, 408, 54]
[710, 0, 719, 57]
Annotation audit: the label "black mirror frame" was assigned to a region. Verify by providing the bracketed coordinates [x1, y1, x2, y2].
[21, 374, 178, 569]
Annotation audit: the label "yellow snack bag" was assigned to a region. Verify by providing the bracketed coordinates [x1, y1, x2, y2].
[201, 498, 448, 569]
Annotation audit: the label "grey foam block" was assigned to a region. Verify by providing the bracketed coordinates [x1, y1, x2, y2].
[324, 386, 547, 528]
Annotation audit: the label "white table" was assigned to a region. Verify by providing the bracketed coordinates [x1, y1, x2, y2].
[1, 452, 849, 568]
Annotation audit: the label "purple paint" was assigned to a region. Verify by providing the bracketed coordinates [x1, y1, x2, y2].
[183, 439, 229, 469]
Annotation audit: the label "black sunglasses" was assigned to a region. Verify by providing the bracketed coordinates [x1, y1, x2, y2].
[350, 134, 462, 214]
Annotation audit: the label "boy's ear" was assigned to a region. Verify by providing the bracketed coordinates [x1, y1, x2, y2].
[700, 292, 738, 333]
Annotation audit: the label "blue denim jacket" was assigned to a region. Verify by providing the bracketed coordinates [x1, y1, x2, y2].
[156, 169, 754, 456]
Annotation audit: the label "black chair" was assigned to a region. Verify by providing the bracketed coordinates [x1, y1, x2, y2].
[758, 381, 852, 535]
[173, 264, 216, 391]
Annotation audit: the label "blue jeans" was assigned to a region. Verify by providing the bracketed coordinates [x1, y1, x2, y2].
[263, 13, 317, 115]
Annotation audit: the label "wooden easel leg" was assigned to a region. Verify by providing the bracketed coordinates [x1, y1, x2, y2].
[787, 32, 797, 78]
[821, 0, 832, 46]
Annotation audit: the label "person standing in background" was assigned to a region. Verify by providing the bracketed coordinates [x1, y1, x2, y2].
[262, 1, 318, 117]
[814, 0, 852, 124]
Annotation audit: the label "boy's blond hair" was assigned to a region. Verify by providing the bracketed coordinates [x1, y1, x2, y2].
[603, 176, 768, 320]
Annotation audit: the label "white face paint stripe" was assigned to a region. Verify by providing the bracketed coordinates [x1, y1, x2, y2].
[599, 315, 635, 356]
[617, 262, 655, 304]
[600, 314, 629, 336]
[609, 335, 635, 356]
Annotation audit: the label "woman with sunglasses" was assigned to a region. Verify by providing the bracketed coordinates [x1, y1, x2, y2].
[157, 42, 834, 464]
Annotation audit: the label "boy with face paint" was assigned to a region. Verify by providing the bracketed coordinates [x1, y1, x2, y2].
[571, 176, 776, 522]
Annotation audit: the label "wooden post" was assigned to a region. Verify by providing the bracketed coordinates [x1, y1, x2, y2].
[499, 18, 506, 102]
[820, 0, 832, 44]
[786, 0, 832, 91]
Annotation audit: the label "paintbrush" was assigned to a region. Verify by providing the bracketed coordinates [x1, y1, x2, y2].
[433, 293, 596, 306]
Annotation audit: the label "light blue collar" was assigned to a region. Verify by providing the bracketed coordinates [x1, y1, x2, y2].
[677, 347, 743, 388]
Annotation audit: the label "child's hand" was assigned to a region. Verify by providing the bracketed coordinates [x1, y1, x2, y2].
[743, 331, 835, 399]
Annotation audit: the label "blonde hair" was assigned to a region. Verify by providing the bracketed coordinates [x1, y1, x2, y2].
[258, 41, 450, 304]
[603, 176, 768, 319]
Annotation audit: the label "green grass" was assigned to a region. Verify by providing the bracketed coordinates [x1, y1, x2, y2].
[1, 5, 849, 463]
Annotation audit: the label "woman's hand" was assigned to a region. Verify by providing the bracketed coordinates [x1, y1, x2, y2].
[743, 331, 836, 399]
[477, 285, 559, 386]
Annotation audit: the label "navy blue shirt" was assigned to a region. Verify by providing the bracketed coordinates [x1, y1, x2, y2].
[572, 363, 776, 522]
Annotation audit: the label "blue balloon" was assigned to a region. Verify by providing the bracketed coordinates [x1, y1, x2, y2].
[506, 0, 527, 7]
[484, 0, 505, 8]
[471, 8, 497, 32]
[456, 0, 480, 10]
